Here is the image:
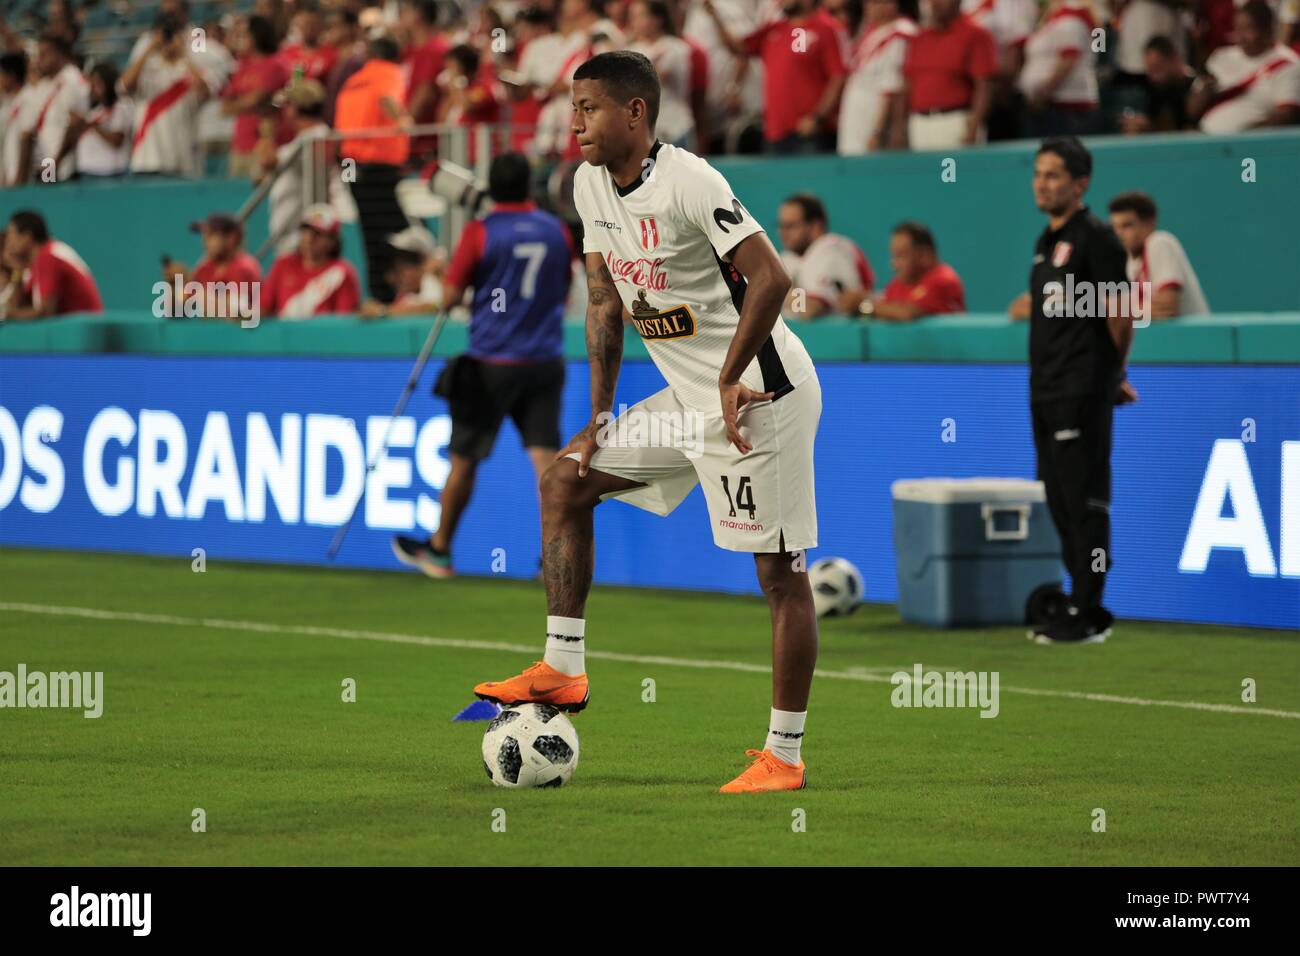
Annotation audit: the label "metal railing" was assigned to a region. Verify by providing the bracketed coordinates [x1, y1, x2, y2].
[235, 122, 540, 262]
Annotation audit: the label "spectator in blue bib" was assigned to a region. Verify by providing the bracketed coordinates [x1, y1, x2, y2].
[393, 151, 576, 579]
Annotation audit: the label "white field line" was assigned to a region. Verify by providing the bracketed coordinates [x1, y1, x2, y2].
[3, 601, 1298, 721]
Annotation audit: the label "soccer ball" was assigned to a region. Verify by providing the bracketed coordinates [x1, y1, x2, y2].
[810, 557, 864, 617]
[481, 703, 580, 788]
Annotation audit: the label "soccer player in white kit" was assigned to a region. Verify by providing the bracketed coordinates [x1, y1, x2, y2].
[474, 50, 822, 793]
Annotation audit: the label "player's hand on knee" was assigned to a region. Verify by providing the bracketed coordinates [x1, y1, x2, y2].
[555, 421, 602, 477]
[720, 381, 773, 455]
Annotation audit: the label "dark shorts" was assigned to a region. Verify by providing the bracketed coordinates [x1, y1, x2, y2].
[443, 356, 565, 461]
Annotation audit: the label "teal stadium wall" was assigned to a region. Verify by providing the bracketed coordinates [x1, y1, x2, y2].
[2, 130, 1297, 313]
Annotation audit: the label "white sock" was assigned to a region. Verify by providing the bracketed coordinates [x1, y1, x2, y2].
[765, 708, 806, 766]
[543, 616, 586, 676]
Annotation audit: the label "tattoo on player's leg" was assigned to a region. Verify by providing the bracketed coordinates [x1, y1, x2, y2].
[542, 531, 593, 618]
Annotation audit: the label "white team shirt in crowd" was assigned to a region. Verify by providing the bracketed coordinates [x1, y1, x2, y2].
[1127, 229, 1210, 317]
[574, 140, 816, 414]
[780, 233, 875, 316]
[682, 0, 765, 135]
[193, 39, 235, 146]
[962, 0, 1038, 50]
[75, 98, 135, 176]
[1018, 4, 1099, 106]
[32, 63, 90, 182]
[533, 23, 625, 155]
[1200, 44, 1300, 134]
[269, 124, 340, 255]
[2, 82, 42, 185]
[838, 17, 916, 155]
[631, 35, 695, 146]
[130, 53, 214, 176]
[1115, 0, 1187, 76]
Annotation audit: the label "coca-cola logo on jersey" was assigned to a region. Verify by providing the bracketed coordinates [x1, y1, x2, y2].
[606, 251, 670, 292]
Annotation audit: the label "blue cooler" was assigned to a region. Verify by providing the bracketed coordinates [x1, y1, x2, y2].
[892, 478, 1064, 628]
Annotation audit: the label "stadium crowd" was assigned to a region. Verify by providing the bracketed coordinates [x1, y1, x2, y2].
[0, 0, 1298, 184]
[0, 0, 1272, 320]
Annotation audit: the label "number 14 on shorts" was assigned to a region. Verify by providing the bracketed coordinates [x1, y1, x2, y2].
[721, 475, 757, 520]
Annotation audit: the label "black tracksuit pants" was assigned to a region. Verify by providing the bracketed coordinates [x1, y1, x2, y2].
[1031, 392, 1113, 611]
[351, 162, 406, 303]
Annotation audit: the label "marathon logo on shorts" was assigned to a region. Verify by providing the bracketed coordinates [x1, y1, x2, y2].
[718, 518, 764, 533]
[628, 290, 695, 340]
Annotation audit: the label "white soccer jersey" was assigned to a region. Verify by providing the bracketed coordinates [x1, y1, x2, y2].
[631, 36, 694, 146]
[1, 83, 42, 185]
[75, 98, 135, 176]
[838, 17, 916, 155]
[962, 0, 1038, 50]
[1018, 5, 1099, 106]
[33, 64, 90, 182]
[1115, 0, 1185, 76]
[1200, 44, 1300, 135]
[1127, 229, 1210, 317]
[781, 232, 875, 317]
[682, 0, 766, 131]
[574, 141, 816, 415]
[130, 54, 212, 176]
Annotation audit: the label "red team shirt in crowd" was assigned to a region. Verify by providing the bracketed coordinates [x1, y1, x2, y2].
[882, 263, 966, 314]
[260, 253, 361, 319]
[742, 10, 848, 142]
[404, 32, 450, 158]
[192, 251, 263, 286]
[405, 34, 451, 116]
[27, 240, 104, 314]
[904, 14, 998, 112]
[226, 53, 291, 153]
[278, 43, 338, 83]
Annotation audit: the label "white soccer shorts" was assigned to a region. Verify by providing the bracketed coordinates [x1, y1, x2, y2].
[567, 377, 821, 553]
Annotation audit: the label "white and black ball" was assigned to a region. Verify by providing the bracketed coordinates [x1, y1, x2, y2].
[809, 556, 865, 618]
[481, 703, 580, 788]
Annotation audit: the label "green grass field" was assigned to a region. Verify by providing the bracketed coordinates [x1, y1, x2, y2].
[1, 546, 1297, 866]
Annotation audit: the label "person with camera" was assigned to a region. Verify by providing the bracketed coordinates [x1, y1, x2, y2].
[391, 152, 573, 579]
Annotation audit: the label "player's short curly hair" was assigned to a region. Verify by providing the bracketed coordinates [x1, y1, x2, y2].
[573, 50, 660, 131]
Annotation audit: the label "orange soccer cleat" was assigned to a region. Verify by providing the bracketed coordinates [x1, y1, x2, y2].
[474, 661, 590, 713]
[718, 749, 807, 794]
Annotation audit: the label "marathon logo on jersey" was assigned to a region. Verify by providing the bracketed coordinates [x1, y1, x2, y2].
[627, 290, 695, 340]
[639, 216, 661, 251]
[1051, 241, 1073, 268]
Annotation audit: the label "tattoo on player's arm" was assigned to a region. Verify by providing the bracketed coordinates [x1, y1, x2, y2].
[585, 257, 618, 308]
[585, 256, 623, 415]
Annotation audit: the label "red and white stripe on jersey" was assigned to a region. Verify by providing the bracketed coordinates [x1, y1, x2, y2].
[784, 232, 876, 307]
[850, 17, 917, 73]
[1018, 3, 1099, 106]
[129, 55, 210, 174]
[29, 240, 104, 314]
[962, 0, 1038, 49]
[1201, 44, 1300, 133]
[639, 217, 660, 252]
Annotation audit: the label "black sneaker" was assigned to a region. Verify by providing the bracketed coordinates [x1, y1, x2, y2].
[1029, 606, 1112, 645]
[1027, 619, 1052, 641]
[391, 535, 454, 578]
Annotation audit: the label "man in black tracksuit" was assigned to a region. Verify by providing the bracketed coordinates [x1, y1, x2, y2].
[1026, 137, 1136, 644]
